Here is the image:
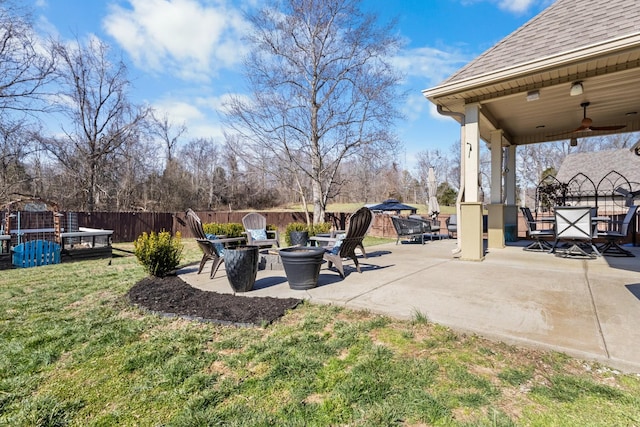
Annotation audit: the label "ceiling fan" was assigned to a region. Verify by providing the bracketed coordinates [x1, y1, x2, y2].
[565, 102, 626, 133]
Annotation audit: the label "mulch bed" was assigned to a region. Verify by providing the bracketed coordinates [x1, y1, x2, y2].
[127, 275, 302, 326]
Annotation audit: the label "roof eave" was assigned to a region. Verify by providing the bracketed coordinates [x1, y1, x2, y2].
[422, 32, 640, 102]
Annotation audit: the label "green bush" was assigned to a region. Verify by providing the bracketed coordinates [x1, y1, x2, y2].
[284, 222, 308, 246]
[310, 222, 332, 236]
[284, 222, 333, 245]
[202, 222, 244, 238]
[134, 231, 183, 277]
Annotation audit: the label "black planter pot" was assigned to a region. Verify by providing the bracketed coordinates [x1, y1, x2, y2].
[224, 245, 259, 292]
[289, 230, 309, 247]
[279, 246, 325, 290]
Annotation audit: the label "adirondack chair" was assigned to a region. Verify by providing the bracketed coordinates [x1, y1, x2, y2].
[242, 212, 280, 248]
[323, 207, 373, 278]
[186, 209, 229, 278]
[12, 239, 61, 268]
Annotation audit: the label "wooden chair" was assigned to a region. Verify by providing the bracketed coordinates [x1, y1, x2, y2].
[323, 207, 373, 278]
[186, 208, 227, 278]
[242, 212, 280, 248]
[186, 208, 207, 240]
[195, 238, 225, 279]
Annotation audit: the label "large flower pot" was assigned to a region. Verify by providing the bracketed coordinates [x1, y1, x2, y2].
[224, 245, 259, 292]
[279, 246, 325, 290]
[289, 230, 309, 247]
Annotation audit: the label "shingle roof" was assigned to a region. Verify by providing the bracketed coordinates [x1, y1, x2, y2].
[443, 0, 640, 85]
[556, 148, 640, 186]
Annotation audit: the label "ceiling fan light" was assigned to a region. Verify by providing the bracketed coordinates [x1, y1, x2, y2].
[570, 137, 578, 147]
[526, 90, 540, 101]
[570, 82, 583, 96]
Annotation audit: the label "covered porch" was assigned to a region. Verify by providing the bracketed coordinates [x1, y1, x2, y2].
[422, 0, 640, 261]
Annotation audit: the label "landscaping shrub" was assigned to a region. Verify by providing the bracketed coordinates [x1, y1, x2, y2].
[310, 222, 332, 236]
[202, 222, 244, 238]
[134, 231, 183, 277]
[284, 222, 333, 245]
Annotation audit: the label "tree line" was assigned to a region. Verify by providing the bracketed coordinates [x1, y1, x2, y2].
[1, 0, 636, 218]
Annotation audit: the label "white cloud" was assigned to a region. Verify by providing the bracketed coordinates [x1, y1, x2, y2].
[497, 0, 537, 13]
[152, 96, 230, 141]
[103, 0, 249, 81]
[154, 98, 204, 122]
[459, 0, 553, 14]
[394, 46, 471, 87]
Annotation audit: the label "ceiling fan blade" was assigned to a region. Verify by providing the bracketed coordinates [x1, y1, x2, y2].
[547, 125, 589, 137]
[589, 125, 626, 131]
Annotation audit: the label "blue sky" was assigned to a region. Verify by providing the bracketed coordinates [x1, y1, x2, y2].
[31, 0, 554, 170]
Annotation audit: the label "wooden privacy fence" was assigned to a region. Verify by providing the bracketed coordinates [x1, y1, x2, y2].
[76, 211, 352, 243]
[7, 210, 638, 245]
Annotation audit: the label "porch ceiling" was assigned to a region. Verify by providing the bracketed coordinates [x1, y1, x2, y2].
[423, 40, 640, 146]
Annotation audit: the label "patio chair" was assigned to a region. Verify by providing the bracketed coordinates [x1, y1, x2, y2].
[186, 208, 227, 278]
[242, 212, 280, 248]
[323, 207, 373, 278]
[186, 208, 207, 239]
[550, 206, 600, 258]
[410, 214, 441, 240]
[446, 214, 457, 238]
[597, 205, 638, 257]
[520, 207, 555, 251]
[391, 215, 431, 244]
[195, 238, 225, 279]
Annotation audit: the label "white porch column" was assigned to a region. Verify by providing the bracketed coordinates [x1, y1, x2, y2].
[464, 104, 480, 202]
[460, 103, 483, 261]
[487, 130, 505, 249]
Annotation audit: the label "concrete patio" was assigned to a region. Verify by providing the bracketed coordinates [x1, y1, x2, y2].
[179, 239, 640, 373]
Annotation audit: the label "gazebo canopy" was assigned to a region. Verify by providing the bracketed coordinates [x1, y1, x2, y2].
[368, 199, 417, 214]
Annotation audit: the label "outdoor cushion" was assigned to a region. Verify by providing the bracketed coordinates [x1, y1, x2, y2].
[329, 233, 346, 255]
[205, 233, 225, 255]
[247, 228, 268, 241]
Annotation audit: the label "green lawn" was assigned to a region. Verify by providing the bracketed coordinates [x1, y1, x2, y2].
[1, 240, 639, 426]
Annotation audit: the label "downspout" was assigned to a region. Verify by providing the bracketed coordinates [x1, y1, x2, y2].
[437, 105, 465, 254]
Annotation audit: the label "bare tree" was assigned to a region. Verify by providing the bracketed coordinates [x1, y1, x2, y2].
[0, 1, 56, 118]
[0, 120, 34, 200]
[40, 37, 149, 211]
[149, 111, 187, 162]
[224, 0, 403, 223]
